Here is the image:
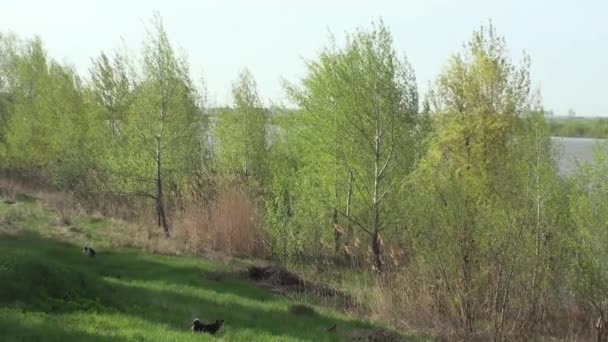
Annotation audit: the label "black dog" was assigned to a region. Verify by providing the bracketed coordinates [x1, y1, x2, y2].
[83, 245, 96, 258]
[191, 319, 224, 335]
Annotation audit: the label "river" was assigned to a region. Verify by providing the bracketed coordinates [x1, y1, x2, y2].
[552, 137, 605, 175]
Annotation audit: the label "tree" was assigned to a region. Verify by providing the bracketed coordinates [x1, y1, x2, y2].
[214, 68, 268, 187]
[3, 37, 62, 169]
[0, 33, 18, 145]
[286, 21, 420, 271]
[89, 50, 133, 137]
[569, 143, 608, 341]
[118, 16, 205, 237]
[265, 110, 300, 260]
[1, 37, 95, 190]
[409, 23, 562, 339]
[83, 50, 135, 195]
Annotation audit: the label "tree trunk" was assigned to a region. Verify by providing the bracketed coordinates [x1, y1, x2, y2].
[371, 231, 382, 272]
[346, 170, 353, 239]
[371, 127, 383, 273]
[333, 208, 341, 253]
[526, 125, 544, 335]
[596, 311, 608, 342]
[461, 239, 474, 340]
[461, 132, 474, 339]
[156, 135, 170, 238]
[243, 155, 249, 183]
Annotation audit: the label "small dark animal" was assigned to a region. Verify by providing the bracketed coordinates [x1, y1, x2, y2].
[326, 324, 337, 333]
[191, 318, 224, 335]
[83, 244, 96, 258]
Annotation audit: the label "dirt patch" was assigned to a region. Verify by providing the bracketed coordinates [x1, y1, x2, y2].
[68, 226, 83, 234]
[288, 303, 316, 316]
[0, 223, 18, 236]
[15, 193, 37, 203]
[364, 328, 405, 342]
[245, 265, 354, 307]
[202, 271, 225, 282]
[247, 265, 303, 286]
[244, 267, 411, 340]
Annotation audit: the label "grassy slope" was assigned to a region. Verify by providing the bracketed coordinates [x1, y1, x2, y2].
[0, 197, 425, 341]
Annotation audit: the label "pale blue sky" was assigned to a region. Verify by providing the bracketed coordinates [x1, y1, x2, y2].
[0, 0, 606, 116]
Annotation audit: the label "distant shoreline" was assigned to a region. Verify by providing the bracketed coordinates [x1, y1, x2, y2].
[547, 117, 608, 139]
[551, 136, 606, 141]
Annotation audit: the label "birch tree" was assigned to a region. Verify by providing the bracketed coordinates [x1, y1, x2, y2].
[121, 16, 204, 237]
[287, 21, 419, 271]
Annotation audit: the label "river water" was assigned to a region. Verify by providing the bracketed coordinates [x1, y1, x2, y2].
[552, 137, 605, 175]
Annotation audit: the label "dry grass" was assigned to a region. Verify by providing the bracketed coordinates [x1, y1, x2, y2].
[84, 194, 143, 221]
[281, 236, 601, 341]
[0, 174, 83, 227]
[0, 174, 47, 201]
[41, 192, 82, 227]
[318, 265, 600, 341]
[0, 174, 269, 261]
[174, 188, 270, 258]
[355, 271, 458, 340]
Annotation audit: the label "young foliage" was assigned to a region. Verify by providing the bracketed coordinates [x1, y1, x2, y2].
[117, 16, 206, 236]
[1, 37, 101, 191]
[214, 69, 268, 187]
[409, 23, 562, 339]
[570, 144, 608, 324]
[284, 21, 420, 269]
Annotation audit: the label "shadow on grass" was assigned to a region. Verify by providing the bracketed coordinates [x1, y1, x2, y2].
[105, 280, 358, 340]
[0, 312, 130, 342]
[0, 231, 371, 341]
[3, 228, 273, 303]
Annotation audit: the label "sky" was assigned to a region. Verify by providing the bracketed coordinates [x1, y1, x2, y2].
[0, 0, 606, 116]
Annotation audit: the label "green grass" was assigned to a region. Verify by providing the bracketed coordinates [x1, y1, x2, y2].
[0, 195, 424, 341]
